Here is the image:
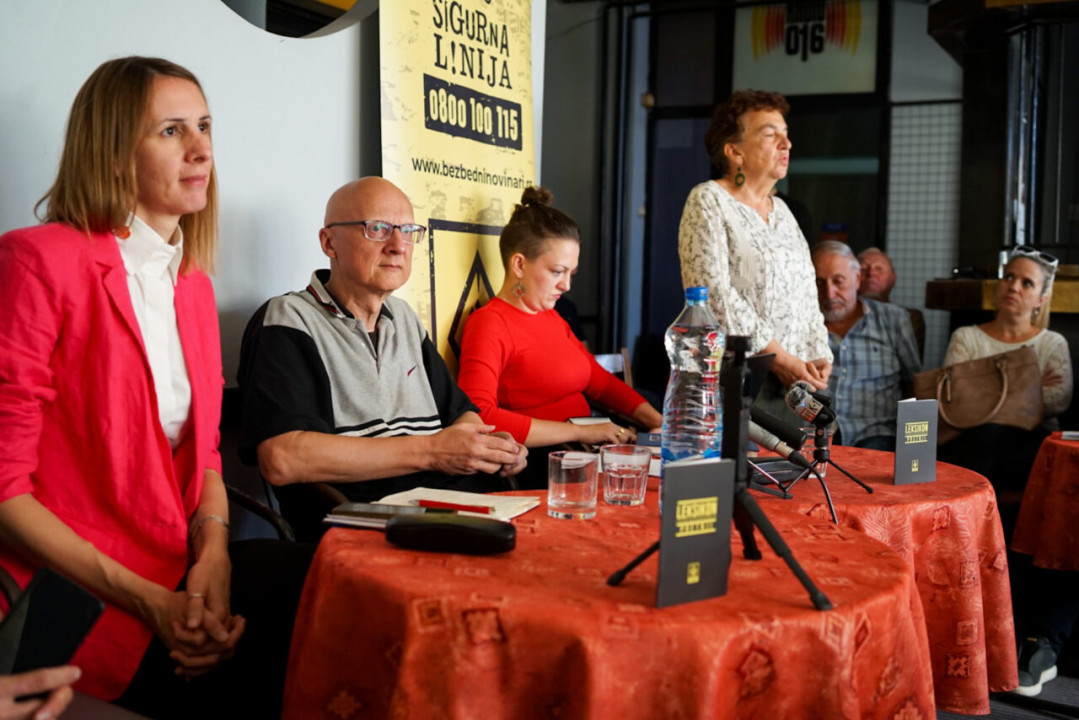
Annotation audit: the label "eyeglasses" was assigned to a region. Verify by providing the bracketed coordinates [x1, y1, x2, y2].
[1010, 245, 1059, 270]
[325, 219, 426, 245]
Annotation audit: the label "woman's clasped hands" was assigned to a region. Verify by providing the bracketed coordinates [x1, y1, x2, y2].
[768, 346, 831, 391]
[145, 550, 244, 678]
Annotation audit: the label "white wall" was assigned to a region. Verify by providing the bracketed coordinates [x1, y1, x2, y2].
[890, 0, 962, 102]
[887, 1, 964, 367]
[0, 0, 546, 383]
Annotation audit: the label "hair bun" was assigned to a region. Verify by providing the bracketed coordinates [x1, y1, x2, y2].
[520, 186, 554, 208]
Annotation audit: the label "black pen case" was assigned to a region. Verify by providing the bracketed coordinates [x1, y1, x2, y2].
[385, 514, 516, 555]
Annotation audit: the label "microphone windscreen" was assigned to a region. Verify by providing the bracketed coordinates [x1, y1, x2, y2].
[785, 385, 807, 410]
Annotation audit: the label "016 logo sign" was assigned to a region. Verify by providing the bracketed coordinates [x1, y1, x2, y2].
[751, 0, 862, 62]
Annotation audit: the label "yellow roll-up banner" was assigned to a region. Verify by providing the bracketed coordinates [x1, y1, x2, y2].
[380, 0, 535, 374]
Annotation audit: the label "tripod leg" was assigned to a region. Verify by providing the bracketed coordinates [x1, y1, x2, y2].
[828, 459, 874, 494]
[735, 489, 833, 611]
[779, 467, 810, 495]
[746, 460, 791, 495]
[607, 540, 660, 586]
[811, 466, 839, 524]
[733, 503, 762, 560]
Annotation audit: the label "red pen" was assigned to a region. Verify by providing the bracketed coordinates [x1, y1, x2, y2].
[416, 499, 495, 514]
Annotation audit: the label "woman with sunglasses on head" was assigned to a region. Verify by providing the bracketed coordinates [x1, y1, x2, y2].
[939, 246, 1071, 498]
[0, 57, 311, 719]
[942, 246, 1072, 438]
[457, 186, 662, 488]
[937, 248, 1072, 510]
[941, 248, 1076, 699]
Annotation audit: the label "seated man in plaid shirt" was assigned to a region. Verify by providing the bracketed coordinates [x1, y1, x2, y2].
[812, 241, 922, 451]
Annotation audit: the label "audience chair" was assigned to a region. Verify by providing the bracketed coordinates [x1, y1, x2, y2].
[906, 307, 926, 362]
[223, 386, 359, 542]
[594, 347, 634, 388]
[271, 481, 349, 544]
[220, 387, 295, 542]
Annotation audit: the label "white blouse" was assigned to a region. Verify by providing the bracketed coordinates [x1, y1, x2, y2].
[677, 180, 831, 363]
[943, 325, 1073, 422]
[116, 216, 192, 448]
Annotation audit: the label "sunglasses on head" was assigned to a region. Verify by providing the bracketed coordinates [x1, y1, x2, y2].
[1009, 245, 1059, 270]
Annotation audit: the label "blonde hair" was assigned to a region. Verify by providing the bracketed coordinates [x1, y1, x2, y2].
[35, 56, 218, 274]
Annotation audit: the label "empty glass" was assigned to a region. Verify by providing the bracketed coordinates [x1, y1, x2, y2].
[601, 444, 651, 506]
[548, 451, 598, 519]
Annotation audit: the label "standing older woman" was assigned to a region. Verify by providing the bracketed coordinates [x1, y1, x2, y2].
[457, 186, 662, 488]
[678, 90, 831, 422]
[0, 57, 310, 719]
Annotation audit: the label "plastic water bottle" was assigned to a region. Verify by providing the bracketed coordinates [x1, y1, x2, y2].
[660, 286, 724, 504]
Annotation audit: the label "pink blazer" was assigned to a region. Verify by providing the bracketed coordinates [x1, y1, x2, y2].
[0, 223, 223, 699]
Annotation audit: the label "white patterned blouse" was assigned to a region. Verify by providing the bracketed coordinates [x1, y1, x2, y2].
[677, 180, 832, 363]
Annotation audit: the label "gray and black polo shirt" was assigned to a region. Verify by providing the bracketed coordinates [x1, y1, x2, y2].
[238, 270, 488, 503]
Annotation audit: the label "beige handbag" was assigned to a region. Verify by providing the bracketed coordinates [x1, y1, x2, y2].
[913, 346, 1044, 445]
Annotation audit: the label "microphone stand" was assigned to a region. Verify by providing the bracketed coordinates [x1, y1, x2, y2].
[723, 337, 832, 611]
[608, 337, 832, 612]
[780, 424, 874, 511]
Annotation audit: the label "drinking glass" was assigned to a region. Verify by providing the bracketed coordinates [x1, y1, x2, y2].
[801, 426, 826, 478]
[601, 444, 651, 506]
[547, 451, 598, 519]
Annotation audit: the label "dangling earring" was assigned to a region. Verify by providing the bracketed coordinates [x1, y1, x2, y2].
[1032, 307, 1041, 319]
[513, 280, 526, 298]
[734, 166, 746, 187]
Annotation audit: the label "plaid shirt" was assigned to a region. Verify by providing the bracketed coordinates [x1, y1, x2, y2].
[828, 299, 922, 445]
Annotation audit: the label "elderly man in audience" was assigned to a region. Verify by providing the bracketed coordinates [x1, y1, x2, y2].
[858, 246, 926, 359]
[813, 241, 922, 451]
[238, 178, 527, 539]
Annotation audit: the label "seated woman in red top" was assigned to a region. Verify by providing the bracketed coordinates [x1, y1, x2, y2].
[457, 187, 662, 487]
[0, 57, 310, 719]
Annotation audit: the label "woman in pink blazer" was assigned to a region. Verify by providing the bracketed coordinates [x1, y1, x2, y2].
[0, 57, 309, 719]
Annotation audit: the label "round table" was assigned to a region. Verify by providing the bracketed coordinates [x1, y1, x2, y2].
[1012, 436, 1079, 571]
[283, 491, 934, 720]
[754, 446, 1018, 715]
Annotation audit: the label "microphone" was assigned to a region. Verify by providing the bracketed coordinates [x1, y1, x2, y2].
[785, 381, 836, 426]
[748, 421, 813, 470]
[749, 406, 807, 450]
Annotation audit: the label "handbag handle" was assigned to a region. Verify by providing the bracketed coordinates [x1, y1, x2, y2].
[936, 355, 1010, 429]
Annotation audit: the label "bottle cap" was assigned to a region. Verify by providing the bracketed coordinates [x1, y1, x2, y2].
[685, 286, 708, 302]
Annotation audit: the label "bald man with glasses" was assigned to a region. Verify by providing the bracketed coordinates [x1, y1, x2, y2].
[238, 178, 526, 540]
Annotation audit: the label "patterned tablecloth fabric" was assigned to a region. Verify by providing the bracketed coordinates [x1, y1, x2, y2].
[284, 494, 934, 720]
[1012, 437, 1079, 571]
[755, 446, 1018, 715]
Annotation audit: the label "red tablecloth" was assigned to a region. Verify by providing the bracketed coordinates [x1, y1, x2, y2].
[284, 495, 934, 719]
[1012, 437, 1079, 571]
[754, 446, 1017, 715]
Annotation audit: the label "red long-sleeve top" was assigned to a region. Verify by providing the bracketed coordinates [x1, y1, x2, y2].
[457, 298, 647, 443]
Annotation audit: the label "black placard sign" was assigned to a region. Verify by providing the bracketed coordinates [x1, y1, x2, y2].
[657, 457, 735, 608]
[893, 399, 938, 485]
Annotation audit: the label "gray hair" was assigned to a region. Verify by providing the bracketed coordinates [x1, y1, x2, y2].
[857, 246, 892, 267]
[811, 240, 860, 276]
